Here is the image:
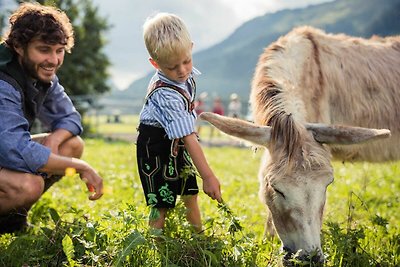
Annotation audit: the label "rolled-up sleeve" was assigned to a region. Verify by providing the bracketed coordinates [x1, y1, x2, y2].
[0, 81, 51, 173]
[19, 138, 51, 172]
[38, 76, 83, 136]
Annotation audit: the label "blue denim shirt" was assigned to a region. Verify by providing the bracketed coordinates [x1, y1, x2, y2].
[0, 76, 83, 173]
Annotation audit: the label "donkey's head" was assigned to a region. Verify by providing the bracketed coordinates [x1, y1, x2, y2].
[200, 112, 390, 265]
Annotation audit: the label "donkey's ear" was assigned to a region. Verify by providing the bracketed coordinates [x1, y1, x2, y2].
[199, 112, 271, 146]
[305, 123, 391, 144]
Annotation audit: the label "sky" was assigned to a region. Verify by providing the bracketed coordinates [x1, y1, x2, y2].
[2, 0, 333, 90]
[90, 0, 335, 90]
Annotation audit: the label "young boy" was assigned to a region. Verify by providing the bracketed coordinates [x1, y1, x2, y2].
[136, 13, 222, 232]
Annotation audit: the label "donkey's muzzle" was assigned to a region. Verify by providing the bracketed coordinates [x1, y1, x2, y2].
[282, 247, 325, 266]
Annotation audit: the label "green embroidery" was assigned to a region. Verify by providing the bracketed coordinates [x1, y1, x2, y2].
[168, 157, 175, 176]
[159, 184, 174, 204]
[183, 150, 191, 162]
[145, 163, 151, 171]
[147, 193, 158, 205]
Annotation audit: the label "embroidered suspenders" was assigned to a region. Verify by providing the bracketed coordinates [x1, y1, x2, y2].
[145, 78, 197, 157]
[145, 78, 196, 113]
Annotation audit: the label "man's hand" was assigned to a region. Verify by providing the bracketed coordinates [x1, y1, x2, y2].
[79, 165, 104, 200]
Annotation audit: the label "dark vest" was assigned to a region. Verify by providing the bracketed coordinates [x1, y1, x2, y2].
[0, 67, 50, 130]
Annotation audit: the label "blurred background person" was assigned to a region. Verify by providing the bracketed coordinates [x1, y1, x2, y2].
[195, 92, 208, 135]
[209, 96, 224, 140]
[228, 93, 242, 118]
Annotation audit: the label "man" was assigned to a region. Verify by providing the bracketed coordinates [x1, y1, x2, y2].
[0, 2, 103, 234]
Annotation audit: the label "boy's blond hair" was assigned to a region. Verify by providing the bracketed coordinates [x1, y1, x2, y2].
[143, 13, 192, 65]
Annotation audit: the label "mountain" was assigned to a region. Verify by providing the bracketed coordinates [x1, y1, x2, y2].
[109, 0, 400, 114]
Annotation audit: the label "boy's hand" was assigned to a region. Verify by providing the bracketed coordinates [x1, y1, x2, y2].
[203, 175, 222, 202]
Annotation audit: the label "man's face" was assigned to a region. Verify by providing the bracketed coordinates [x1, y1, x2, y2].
[16, 39, 65, 83]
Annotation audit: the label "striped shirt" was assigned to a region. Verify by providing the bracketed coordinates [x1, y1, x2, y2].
[139, 68, 200, 140]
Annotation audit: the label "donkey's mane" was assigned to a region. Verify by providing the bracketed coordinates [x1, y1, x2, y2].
[253, 77, 332, 176]
[252, 77, 305, 168]
[251, 35, 333, 174]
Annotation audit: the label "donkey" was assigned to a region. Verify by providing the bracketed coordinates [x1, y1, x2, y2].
[200, 26, 399, 264]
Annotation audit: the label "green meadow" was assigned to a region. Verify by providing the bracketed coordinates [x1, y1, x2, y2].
[0, 117, 399, 266]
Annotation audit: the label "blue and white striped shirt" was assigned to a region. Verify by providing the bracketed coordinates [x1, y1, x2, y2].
[139, 69, 200, 140]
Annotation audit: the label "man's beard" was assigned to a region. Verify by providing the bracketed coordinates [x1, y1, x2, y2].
[21, 54, 59, 83]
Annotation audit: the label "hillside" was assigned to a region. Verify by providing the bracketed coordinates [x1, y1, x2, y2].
[109, 0, 400, 114]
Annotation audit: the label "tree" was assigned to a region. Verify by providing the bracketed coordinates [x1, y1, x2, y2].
[4, 0, 111, 96]
[0, 0, 12, 37]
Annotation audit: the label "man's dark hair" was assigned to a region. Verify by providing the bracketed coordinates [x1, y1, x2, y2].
[2, 2, 74, 52]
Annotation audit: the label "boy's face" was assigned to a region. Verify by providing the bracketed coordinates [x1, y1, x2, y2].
[15, 38, 65, 83]
[150, 51, 193, 83]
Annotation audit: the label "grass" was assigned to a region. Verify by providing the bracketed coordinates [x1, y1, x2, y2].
[84, 115, 139, 135]
[0, 117, 399, 266]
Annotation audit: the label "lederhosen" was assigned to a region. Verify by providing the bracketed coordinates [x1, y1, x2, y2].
[136, 79, 199, 208]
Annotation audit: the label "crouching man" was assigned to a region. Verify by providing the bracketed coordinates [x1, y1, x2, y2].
[0, 2, 103, 234]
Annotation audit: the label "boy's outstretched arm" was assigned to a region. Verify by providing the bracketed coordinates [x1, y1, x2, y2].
[183, 133, 222, 202]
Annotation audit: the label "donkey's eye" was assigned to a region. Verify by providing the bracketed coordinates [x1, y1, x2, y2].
[273, 187, 286, 199]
